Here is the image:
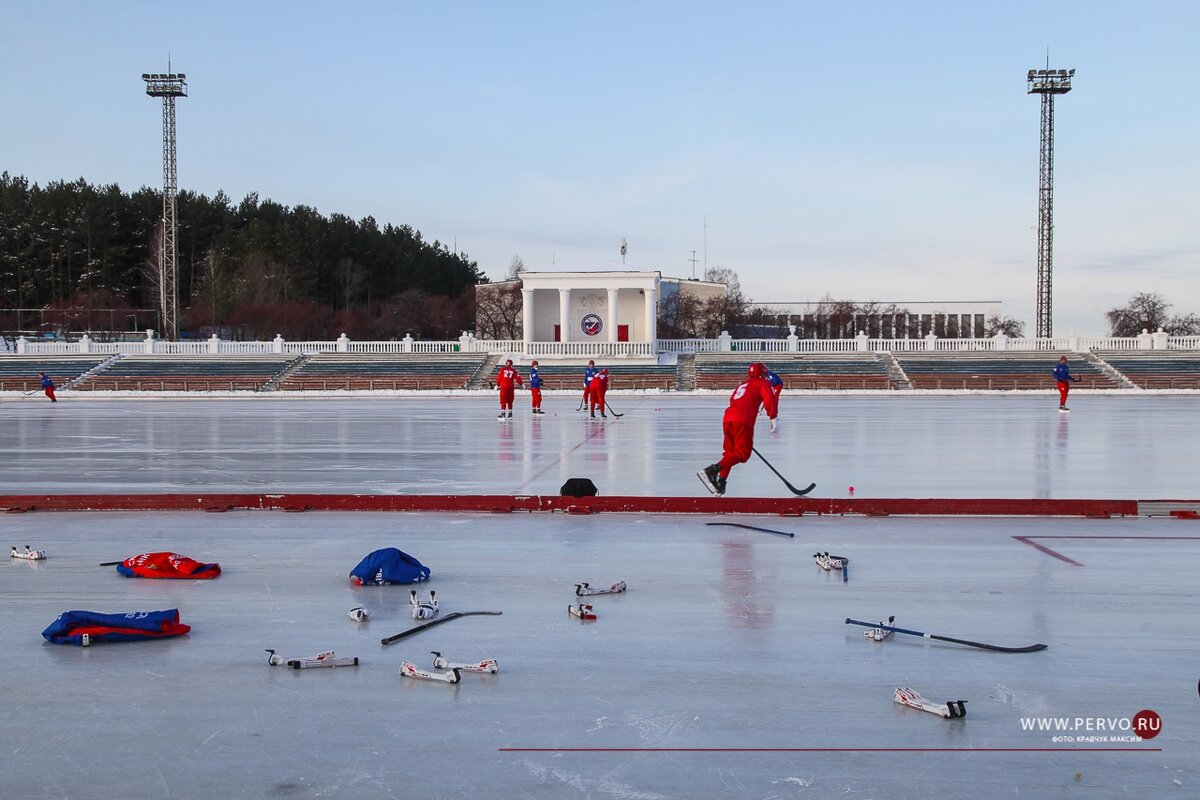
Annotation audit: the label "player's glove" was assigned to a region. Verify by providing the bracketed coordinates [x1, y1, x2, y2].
[770, 418, 778, 433]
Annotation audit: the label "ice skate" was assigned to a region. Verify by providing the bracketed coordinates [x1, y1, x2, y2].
[400, 660, 460, 683]
[698, 464, 721, 495]
[431, 651, 499, 673]
[568, 603, 598, 620]
[575, 580, 627, 596]
[410, 589, 438, 620]
[893, 687, 967, 719]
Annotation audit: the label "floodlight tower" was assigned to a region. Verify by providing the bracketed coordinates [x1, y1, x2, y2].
[1027, 66, 1074, 338]
[142, 70, 187, 340]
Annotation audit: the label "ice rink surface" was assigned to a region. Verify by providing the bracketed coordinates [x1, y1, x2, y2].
[2, 394, 1198, 799]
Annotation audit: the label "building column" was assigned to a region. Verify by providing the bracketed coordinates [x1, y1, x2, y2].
[521, 288, 534, 350]
[558, 288, 571, 343]
[606, 287, 620, 343]
[643, 286, 658, 351]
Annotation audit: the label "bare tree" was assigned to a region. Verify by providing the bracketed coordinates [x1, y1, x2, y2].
[657, 288, 703, 338]
[334, 257, 367, 311]
[1106, 292, 1172, 336]
[475, 281, 523, 339]
[505, 255, 525, 281]
[1167, 313, 1200, 335]
[985, 315, 1026, 337]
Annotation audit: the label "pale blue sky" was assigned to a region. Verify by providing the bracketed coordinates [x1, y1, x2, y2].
[3, 1, 1197, 334]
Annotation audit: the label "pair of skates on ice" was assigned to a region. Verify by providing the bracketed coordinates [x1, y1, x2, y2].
[569, 580, 626, 620]
[10, 545, 46, 561]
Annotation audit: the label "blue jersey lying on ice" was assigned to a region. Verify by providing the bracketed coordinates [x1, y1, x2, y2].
[350, 547, 430, 585]
[42, 609, 190, 645]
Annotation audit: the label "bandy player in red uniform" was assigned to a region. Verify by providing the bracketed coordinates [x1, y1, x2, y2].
[589, 368, 609, 418]
[699, 362, 778, 495]
[496, 359, 522, 419]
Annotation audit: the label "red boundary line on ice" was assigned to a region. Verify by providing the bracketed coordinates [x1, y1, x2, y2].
[0, 493, 1162, 516]
[1012, 535, 1085, 566]
[499, 747, 1162, 753]
[1014, 535, 1200, 567]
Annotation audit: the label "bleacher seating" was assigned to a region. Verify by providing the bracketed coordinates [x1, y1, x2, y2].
[75, 355, 296, 391]
[0, 355, 109, 392]
[279, 353, 487, 391]
[523, 363, 677, 391]
[694, 354, 892, 390]
[895, 351, 1115, 390]
[1094, 351, 1200, 389]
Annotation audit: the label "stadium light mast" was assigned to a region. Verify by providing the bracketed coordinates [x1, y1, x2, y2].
[1027, 66, 1074, 339]
[142, 69, 187, 340]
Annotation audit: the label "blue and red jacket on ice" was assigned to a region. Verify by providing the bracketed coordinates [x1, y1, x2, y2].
[42, 609, 191, 645]
[116, 552, 221, 579]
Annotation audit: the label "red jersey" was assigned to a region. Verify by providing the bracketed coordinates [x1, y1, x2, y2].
[722, 378, 777, 427]
[592, 372, 609, 395]
[496, 365, 522, 390]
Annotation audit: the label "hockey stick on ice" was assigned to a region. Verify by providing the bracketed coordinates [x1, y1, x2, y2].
[751, 448, 816, 496]
[705, 522, 795, 538]
[844, 617, 1048, 653]
[600, 399, 623, 418]
[99, 561, 122, 566]
[381, 611, 502, 645]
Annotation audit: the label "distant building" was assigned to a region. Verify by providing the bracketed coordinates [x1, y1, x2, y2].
[475, 269, 726, 356]
[758, 300, 1002, 339]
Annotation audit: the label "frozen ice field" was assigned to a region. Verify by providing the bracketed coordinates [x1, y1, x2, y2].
[1, 394, 1198, 799]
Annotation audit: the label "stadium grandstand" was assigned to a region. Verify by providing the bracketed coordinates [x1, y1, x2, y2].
[694, 353, 892, 390]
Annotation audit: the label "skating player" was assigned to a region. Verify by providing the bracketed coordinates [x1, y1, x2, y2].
[529, 360, 545, 415]
[699, 362, 778, 496]
[581, 360, 598, 410]
[1052, 355, 1079, 412]
[39, 372, 57, 402]
[589, 368, 609, 418]
[496, 359, 522, 419]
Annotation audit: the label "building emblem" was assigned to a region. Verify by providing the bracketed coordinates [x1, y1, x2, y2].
[581, 314, 603, 337]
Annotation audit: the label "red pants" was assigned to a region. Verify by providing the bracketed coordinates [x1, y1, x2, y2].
[530, 387, 542, 409]
[499, 387, 515, 409]
[45, 387, 57, 402]
[589, 391, 606, 413]
[718, 421, 754, 478]
[1057, 380, 1070, 406]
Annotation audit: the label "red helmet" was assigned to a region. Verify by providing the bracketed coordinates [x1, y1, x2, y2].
[505, 359, 513, 366]
[747, 362, 767, 379]
[600, 368, 608, 375]
[531, 360, 539, 366]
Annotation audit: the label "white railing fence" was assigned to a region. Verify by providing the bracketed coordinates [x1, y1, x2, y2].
[8, 329, 1199, 357]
